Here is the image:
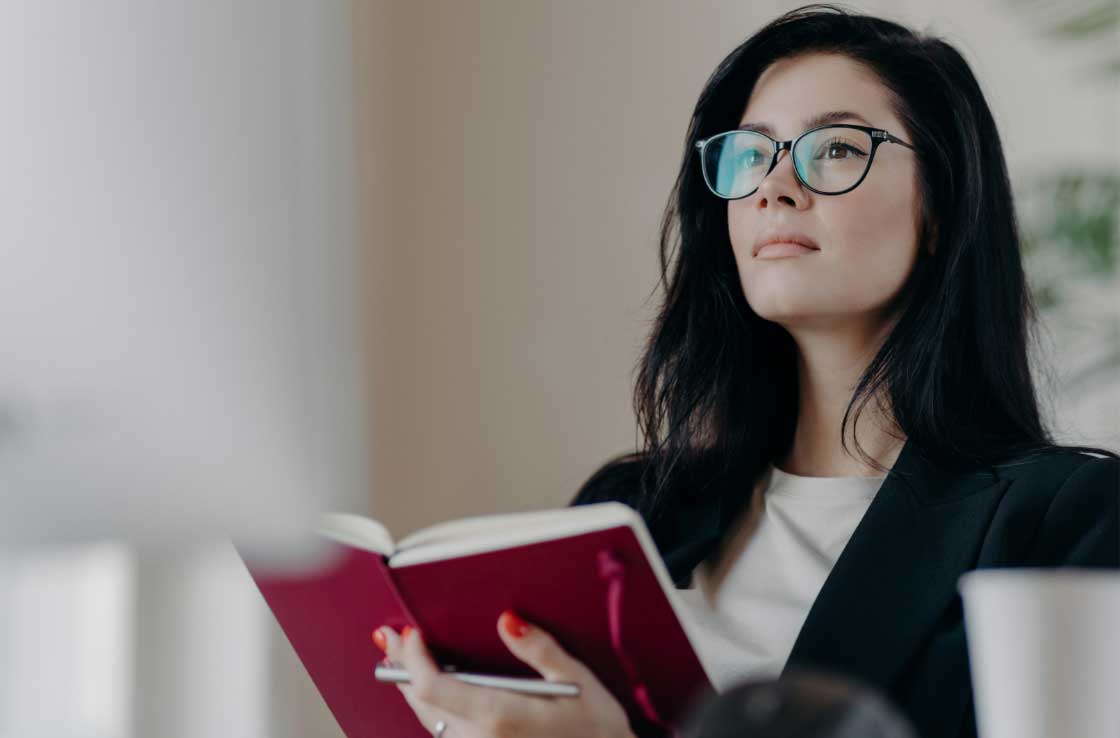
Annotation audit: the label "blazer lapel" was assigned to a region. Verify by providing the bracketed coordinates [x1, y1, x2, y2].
[781, 438, 1012, 689]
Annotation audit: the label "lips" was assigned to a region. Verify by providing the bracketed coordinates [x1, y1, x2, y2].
[752, 232, 821, 257]
[755, 242, 818, 259]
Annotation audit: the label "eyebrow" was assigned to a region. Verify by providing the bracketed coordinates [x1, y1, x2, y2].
[737, 110, 873, 137]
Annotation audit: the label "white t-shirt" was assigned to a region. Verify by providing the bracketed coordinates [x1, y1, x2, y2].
[674, 462, 886, 692]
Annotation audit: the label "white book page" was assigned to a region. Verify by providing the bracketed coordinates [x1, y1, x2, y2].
[389, 502, 639, 566]
[316, 513, 395, 557]
[312, 503, 638, 559]
[394, 505, 624, 550]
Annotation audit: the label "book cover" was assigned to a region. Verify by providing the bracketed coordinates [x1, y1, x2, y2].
[239, 503, 715, 737]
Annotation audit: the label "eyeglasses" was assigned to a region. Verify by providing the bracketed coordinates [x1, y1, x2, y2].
[694, 124, 916, 199]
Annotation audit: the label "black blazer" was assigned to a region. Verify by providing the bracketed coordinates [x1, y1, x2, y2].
[569, 438, 1119, 738]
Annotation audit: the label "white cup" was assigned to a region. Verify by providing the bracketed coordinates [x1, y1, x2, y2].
[958, 569, 1120, 738]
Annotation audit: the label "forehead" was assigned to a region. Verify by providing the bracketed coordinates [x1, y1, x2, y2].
[739, 53, 901, 135]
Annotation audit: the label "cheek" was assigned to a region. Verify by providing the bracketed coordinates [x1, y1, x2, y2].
[833, 186, 920, 295]
[727, 201, 759, 265]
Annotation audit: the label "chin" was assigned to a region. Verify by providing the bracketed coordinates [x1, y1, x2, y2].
[742, 280, 812, 318]
[757, 312, 809, 329]
[744, 299, 811, 324]
[744, 285, 848, 328]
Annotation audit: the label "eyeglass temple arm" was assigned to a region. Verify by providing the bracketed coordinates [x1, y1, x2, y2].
[871, 129, 916, 150]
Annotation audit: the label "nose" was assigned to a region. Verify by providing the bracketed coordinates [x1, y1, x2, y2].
[754, 149, 809, 210]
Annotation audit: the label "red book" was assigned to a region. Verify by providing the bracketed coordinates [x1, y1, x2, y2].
[237, 502, 716, 738]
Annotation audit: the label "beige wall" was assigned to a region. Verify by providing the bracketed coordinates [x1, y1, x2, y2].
[356, 0, 752, 534]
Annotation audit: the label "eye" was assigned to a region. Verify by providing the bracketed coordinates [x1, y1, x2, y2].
[815, 137, 868, 160]
[740, 147, 768, 166]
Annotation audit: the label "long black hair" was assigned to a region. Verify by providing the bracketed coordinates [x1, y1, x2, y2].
[576, 3, 1118, 530]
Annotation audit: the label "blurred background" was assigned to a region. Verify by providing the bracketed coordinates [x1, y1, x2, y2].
[0, 0, 1115, 736]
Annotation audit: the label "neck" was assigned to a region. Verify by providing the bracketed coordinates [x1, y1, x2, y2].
[777, 315, 905, 477]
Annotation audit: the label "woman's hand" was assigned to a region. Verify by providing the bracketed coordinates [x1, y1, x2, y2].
[374, 611, 638, 738]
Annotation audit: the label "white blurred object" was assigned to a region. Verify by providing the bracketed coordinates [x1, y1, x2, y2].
[0, 0, 369, 550]
[959, 569, 1120, 738]
[0, 2, 364, 738]
[0, 542, 133, 738]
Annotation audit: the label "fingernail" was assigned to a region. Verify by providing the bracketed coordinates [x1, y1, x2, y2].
[402, 624, 414, 641]
[500, 610, 529, 639]
[372, 627, 388, 652]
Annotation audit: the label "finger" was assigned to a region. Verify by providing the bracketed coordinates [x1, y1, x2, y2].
[378, 624, 407, 666]
[381, 628, 470, 735]
[386, 625, 519, 721]
[378, 628, 449, 731]
[496, 610, 596, 684]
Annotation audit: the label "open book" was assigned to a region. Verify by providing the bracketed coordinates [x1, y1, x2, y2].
[238, 502, 717, 738]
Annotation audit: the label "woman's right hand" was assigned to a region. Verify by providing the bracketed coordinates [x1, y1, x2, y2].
[374, 612, 639, 738]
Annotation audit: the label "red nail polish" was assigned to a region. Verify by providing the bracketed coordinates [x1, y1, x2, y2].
[402, 625, 414, 640]
[372, 627, 387, 652]
[501, 610, 529, 638]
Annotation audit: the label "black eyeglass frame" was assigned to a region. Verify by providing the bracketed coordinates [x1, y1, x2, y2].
[693, 123, 917, 199]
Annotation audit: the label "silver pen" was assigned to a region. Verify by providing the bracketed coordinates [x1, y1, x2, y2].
[374, 662, 581, 697]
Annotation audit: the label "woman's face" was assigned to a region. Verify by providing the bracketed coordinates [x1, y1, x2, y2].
[728, 53, 922, 332]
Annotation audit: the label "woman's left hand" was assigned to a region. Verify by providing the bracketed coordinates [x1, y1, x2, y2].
[376, 611, 638, 738]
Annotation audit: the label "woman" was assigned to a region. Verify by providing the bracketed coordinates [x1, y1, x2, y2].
[377, 5, 1120, 738]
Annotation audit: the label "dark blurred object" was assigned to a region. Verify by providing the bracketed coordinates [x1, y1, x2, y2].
[678, 668, 918, 738]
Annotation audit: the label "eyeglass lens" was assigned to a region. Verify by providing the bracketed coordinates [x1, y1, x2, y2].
[703, 126, 874, 198]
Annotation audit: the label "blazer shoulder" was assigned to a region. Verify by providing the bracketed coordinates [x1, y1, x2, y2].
[996, 450, 1119, 502]
[995, 448, 1113, 480]
[998, 452, 1120, 567]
